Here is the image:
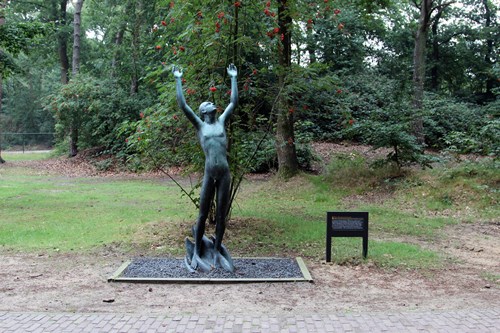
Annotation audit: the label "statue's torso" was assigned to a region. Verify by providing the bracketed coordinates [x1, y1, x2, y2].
[199, 121, 229, 179]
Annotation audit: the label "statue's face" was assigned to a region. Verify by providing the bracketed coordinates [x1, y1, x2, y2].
[199, 102, 217, 116]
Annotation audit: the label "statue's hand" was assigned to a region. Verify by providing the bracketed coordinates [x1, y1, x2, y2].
[227, 63, 237, 78]
[172, 66, 183, 79]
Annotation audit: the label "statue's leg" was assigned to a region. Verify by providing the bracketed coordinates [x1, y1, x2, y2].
[186, 174, 215, 271]
[214, 173, 231, 251]
[195, 175, 215, 255]
[211, 172, 234, 271]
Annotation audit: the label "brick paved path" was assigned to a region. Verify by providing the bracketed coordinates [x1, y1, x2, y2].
[1, 308, 499, 333]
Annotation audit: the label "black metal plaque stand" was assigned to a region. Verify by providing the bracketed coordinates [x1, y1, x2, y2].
[326, 211, 369, 262]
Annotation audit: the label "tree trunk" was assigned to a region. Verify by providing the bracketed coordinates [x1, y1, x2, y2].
[306, 24, 317, 64]
[0, 73, 5, 164]
[72, 0, 84, 77]
[110, 27, 125, 78]
[482, 0, 494, 99]
[276, 0, 298, 178]
[411, 0, 432, 146]
[53, 0, 70, 84]
[68, 0, 84, 157]
[129, 0, 142, 95]
[0, 0, 7, 163]
[430, 11, 442, 91]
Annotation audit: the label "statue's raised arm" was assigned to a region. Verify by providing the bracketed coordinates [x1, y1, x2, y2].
[219, 64, 238, 125]
[172, 66, 202, 129]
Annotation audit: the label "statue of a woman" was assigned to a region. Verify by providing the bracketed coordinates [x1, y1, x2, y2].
[172, 64, 238, 272]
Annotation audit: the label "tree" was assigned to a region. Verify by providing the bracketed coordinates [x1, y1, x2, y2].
[481, 0, 496, 99]
[0, 0, 6, 163]
[72, 0, 84, 77]
[3, 0, 497, 170]
[68, 0, 84, 157]
[55, 0, 70, 84]
[411, 0, 453, 145]
[275, 0, 299, 178]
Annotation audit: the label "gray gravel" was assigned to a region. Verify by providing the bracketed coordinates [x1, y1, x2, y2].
[121, 258, 304, 279]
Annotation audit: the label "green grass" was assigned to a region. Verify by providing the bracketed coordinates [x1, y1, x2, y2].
[0, 172, 194, 251]
[357, 205, 454, 238]
[326, 238, 440, 269]
[481, 272, 500, 286]
[1, 151, 52, 161]
[1, 155, 497, 271]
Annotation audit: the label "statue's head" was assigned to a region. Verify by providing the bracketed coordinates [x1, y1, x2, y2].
[199, 102, 217, 117]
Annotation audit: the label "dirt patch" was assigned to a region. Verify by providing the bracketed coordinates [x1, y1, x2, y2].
[434, 221, 500, 272]
[0, 248, 498, 315]
[1, 221, 498, 315]
[7, 150, 183, 179]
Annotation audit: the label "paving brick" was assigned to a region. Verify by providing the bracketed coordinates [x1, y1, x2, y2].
[1, 308, 500, 333]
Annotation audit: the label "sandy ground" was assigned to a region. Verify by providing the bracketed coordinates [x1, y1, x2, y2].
[0, 240, 498, 316]
[1, 218, 498, 315]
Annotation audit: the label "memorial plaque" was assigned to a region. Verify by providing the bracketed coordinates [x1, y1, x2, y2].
[326, 212, 368, 261]
[331, 218, 365, 231]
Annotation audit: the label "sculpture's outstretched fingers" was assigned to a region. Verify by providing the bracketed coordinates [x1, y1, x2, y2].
[227, 63, 237, 76]
[172, 65, 183, 77]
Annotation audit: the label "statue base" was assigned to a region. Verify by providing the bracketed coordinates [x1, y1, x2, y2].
[185, 234, 235, 273]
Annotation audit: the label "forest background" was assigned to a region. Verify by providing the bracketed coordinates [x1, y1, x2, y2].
[0, 0, 498, 176]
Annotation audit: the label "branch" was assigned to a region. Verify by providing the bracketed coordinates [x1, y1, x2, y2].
[429, 1, 455, 24]
[145, 151, 200, 209]
[10, 1, 50, 10]
[411, 0, 420, 9]
[439, 30, 468, 44]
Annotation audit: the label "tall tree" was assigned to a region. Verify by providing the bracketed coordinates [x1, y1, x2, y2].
[0, 0, 6, 163]
[276, 0, 299, 178]
[481, 0, 496, 100]
[430, 7, 443, 91]
[110, 24, 125, 79]
[72, 0, 84, 77]
[54, 0, 70, 84]
[411, 0, 453, 145]
[128, 0, 142, 95]
[68, 0, 84, 157]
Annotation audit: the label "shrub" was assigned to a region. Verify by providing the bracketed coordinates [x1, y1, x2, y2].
[44, 75, 150, 156]
[346, 102, 436, 169]
[423, 94, 485, 150]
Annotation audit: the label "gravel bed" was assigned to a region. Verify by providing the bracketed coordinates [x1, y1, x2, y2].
[121, 258, 305, 280]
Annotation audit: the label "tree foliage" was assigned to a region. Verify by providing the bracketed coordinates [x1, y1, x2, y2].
[0, 0, 497, 170]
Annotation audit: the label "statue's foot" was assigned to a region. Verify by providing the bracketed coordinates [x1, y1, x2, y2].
[209, 236, 235, 272]
[190, 252, 212, 272]
[184, 236, 234, 272]
[184, 238, 212, 272]
[214, 250, 235, 272]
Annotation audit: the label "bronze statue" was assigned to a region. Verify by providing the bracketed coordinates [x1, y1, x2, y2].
[173, 64, 238, 272]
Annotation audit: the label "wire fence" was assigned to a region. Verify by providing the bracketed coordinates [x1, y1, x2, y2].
[0, 132, 55, 152]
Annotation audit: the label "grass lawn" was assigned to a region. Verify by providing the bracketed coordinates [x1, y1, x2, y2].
[1, 155, 497, 271]
[1, 151, 52, 161]
[0, 170, 193, 252]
